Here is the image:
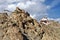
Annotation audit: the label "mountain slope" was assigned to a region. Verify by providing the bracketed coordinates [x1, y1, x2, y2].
[0, 7, 60, 40]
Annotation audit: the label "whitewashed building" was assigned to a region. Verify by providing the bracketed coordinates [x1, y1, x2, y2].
[40, 17, 50, 25]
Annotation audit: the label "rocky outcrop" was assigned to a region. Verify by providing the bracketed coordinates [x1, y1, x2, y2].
[0, 7, 42, 40]
[0, 7, 60, 40]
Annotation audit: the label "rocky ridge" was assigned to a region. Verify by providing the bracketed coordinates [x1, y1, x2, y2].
[0, 7, 60, 40]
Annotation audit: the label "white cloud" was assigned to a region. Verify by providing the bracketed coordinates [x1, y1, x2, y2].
[48, 18, 60, 23]
[17, 1, 36, 9]
[46, 5, 51, 9]
[0, 0, 49, 21]
[6, 1, 36, 11]
[7, 4, 16, 11]
[31, 0, 45, 2]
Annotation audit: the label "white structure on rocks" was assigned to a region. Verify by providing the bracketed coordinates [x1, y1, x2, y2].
[40, 17, 50, 25]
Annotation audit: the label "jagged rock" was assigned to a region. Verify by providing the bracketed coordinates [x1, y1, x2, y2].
[0, 7, 60, 40]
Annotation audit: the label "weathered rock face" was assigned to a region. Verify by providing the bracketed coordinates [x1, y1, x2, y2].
[0, 7, 60, 40]
[0, 7, 42, 40]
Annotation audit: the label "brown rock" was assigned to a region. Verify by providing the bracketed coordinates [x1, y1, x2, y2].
[0, 7, 60, 40]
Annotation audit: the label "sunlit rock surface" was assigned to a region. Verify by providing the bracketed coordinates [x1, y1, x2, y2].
[0, 7, 60, 40]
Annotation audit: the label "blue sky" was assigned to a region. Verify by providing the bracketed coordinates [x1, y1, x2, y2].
[45, 0, 60, 19]
[0, 0, 60, 21]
